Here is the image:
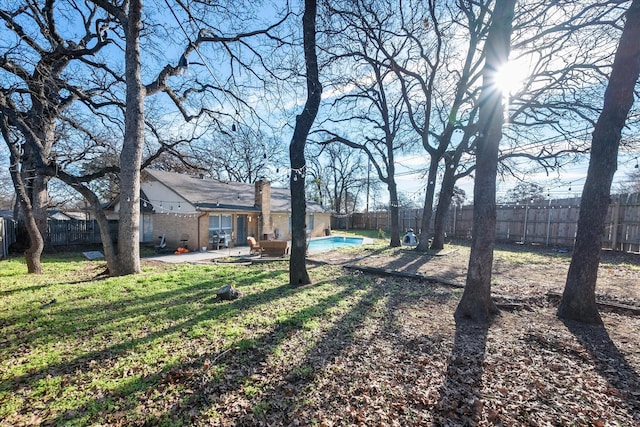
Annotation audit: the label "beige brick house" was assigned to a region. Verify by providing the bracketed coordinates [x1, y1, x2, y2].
[136, 169, 330, 251]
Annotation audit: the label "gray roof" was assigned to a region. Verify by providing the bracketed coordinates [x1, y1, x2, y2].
[271, 187, 326, 213]
[143, 169, 326, 213]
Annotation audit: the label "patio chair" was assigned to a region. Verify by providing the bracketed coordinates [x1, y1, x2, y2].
[154, 234, 167, 253]
[247, 236, 262, 256]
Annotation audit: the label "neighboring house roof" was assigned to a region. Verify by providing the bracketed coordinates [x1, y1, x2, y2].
[48, 210, 88, 220]
[143, 169, 327, 213]
[103, 190, 155, 213]
[0, 210, 13, 220]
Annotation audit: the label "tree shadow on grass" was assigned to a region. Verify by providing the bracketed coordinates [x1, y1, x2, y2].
[313, 246, 389, 266]
[227, 275, 385, 426]
[383, 249, 434, 273]
[2, 268, 305, 397]
[228, 276, 463, 426]
[319, 246, 466, 286]
[0, 282, 52, 296]
[43, 275, 364, 425]
[2, 266, 283, 348]
[434, 318, 491, 426]
[563, 319, 640, 421]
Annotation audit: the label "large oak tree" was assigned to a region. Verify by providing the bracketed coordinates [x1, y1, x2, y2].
[558, 0, 640, 324]
[289, 0, 322, 286]
[455, 0, 516, 323]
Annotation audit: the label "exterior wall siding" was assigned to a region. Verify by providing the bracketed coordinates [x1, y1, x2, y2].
[152, 213, 200, 251]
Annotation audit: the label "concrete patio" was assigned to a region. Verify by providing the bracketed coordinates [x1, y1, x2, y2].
[145, 246, 252, 264]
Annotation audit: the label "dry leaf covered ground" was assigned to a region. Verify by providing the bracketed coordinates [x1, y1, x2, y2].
[155, 243, 640, 425]
[1, 241, 639, 426]
[264, 242, 640, 426]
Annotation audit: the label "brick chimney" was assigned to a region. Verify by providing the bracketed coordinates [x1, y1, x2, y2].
[255, 178, 273, 239]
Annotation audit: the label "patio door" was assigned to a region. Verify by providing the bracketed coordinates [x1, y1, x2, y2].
[142, 214, 153, 242]
[236, 215, 248, 246]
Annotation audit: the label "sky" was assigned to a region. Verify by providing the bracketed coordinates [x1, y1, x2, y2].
[391, 149, 640, 206]
[1, 1, 638, 210]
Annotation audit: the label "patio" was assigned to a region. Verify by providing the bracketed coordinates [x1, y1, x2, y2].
[146, 246, 252, 263]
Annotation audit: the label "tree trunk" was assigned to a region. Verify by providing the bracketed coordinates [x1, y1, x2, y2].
[54, 168, 119, 273]
[388, 181, 402, 247]
[431, 162, 457, 250]
[12, 152, 48, 270]
[289, 0, 321, 287]
[32, 173, 51, 251]
[114, 0, 144, 276]
[455, 0, 516, 323]
[558, 0, 640, 324]
[416, 158, 439, 251]
[8, 145, 43, 273]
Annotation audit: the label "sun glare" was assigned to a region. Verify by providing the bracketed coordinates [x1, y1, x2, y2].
[493, 59, 529, 95]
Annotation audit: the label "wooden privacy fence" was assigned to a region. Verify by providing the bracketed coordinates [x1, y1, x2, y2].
[333, 193, 640, 253]
[335, 209, 422, 232]
[452, 194, 640, 252]
[46, 219, 117, 246]
[1, 218, 16, 259]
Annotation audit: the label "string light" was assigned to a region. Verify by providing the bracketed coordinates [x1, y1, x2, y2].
[291, 165, 306, 182]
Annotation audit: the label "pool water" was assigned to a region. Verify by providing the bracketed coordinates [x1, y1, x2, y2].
[307, 236, 364, 253]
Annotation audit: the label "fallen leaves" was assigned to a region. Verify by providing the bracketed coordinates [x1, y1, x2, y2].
[2, 245, 640, 426]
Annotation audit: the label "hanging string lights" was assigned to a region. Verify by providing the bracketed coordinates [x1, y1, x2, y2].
[291, 165, 306, 181]
[140, 197, 199, 218]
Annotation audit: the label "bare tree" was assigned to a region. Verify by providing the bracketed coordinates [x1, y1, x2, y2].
[191, 125, 287, 183]
[500, 182, 547, 204]
[455, 0, 516, 323]
[370, 1, 629, 252]
[0, 1, 115, 272]
[319, 0, 415, 247]
[1, 0, 290, 275]
[307, 143, 365, 214]
[616, 168, 640, 194]
[289, 0, 321, 287]
[0, 168, 13, 210]
[558, 0, 640, 324]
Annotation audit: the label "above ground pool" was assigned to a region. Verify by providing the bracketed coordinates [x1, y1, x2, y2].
[307, 236, 365, 253]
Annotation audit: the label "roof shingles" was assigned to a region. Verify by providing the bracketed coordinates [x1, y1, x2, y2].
[143, 169, 326, 213]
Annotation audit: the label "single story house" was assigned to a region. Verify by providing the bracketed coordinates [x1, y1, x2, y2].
[121, 169, 330, 250]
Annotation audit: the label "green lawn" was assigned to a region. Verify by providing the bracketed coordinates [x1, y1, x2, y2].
[3, 243, 638, 426]
[0, 253, 376, 426]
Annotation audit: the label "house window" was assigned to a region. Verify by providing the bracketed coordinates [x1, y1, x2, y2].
[209, 214, 232, 234]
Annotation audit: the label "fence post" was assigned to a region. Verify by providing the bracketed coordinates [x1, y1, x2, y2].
[546, 199, 552, 246]
[611, 197, 620, 251]
[522, 203, 529, 243]
[452, 203, 457, 238]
